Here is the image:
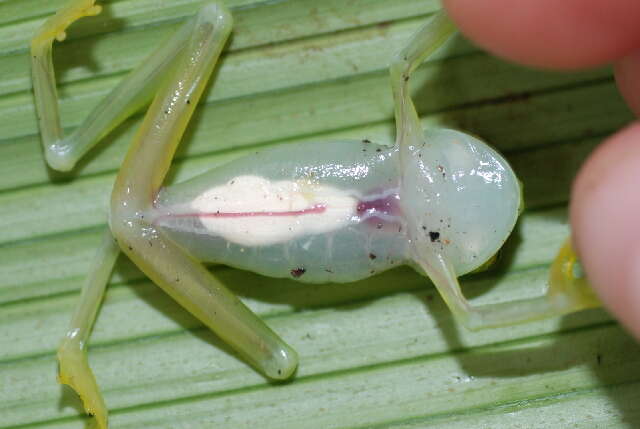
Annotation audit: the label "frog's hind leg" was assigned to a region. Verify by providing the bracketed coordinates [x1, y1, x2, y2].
[31, 0, 191, 171]
[57, 230, 119, 429]
[109, 4, 298, 380]
[412, 240, 601, 330]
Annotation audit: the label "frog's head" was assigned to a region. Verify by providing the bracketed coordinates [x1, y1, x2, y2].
[398, 128, 522, 276]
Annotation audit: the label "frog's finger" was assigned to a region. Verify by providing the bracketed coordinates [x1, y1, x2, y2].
[547, 238, 600, 311]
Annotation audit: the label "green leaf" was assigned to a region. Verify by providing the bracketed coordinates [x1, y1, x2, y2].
[1, 0, 639, 428]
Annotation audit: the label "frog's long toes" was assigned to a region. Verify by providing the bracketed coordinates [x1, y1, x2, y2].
[57, 344, 108, 429]
[48, 0, 103, 43]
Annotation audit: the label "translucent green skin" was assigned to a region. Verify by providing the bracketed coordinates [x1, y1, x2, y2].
[157, 129, 520, 284]
[158, 140, 406, 283]
[31, 3, 598, 428]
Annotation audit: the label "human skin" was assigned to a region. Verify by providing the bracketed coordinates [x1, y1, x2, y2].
[443, 0, 640, 340]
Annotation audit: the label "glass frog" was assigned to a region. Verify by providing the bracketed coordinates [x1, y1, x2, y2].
[30, 1, 600, 427]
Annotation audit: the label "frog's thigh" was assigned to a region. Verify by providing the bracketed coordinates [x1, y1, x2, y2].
[109, 4, 298, 380]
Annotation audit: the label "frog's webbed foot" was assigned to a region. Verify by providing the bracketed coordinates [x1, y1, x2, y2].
[548, 238, 601, 312]
[57, 338, 107, 429]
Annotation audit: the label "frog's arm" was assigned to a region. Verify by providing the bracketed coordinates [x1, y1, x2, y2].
[390, 11, 600, 329]
[106, 3, 298, 381]
[390, 9, 456, 157]
[412, 240, 601, 329]
[31, 0, 189, 171]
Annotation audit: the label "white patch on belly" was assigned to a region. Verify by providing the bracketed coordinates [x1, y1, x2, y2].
[190, 175, 358, 246]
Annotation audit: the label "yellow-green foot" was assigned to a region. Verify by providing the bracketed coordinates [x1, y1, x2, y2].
[33, 0, 102, 45]
[57, 339, 108, 429]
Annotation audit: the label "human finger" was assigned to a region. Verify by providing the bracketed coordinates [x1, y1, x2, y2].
[443, 0, 640, 69]
[570, 122, 640, 340]
[615, 50, 640, 116]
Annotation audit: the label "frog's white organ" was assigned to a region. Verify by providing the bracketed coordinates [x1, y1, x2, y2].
[186, 175, 358, 247]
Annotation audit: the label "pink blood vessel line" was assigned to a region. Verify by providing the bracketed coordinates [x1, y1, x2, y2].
[167, 203, 327, 219]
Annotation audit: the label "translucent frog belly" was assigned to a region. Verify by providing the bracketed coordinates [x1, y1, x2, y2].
[153, 140, 410, 282]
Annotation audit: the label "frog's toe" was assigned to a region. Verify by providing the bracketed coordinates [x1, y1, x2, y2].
[57, 340, 108, 429]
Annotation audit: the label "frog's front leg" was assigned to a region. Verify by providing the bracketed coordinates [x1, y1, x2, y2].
[108, 4, 298, 380]
[391, 11, 600, 329]
[414, 237, 601, 329]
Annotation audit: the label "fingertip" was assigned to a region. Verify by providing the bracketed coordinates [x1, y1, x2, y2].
[443, 0, 640, 69]
[570, 122, 640, 340]
[615, 49, 640, 117]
